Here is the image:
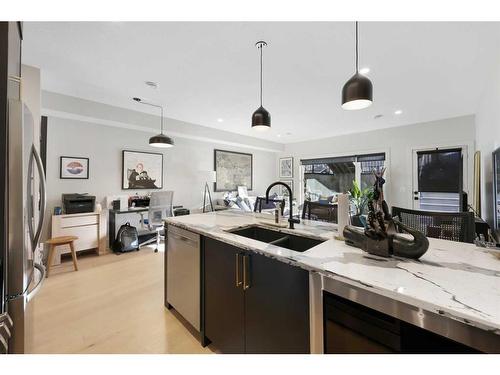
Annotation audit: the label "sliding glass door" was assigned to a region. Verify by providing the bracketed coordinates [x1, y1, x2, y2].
[300, 153, 385, 205]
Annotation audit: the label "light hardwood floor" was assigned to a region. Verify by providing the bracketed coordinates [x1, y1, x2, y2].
[28, 246, 213, 354]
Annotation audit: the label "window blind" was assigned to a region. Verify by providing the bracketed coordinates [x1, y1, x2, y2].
[300, 152, 385, 165]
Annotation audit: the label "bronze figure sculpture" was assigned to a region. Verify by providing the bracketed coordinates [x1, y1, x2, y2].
[343, 168, 429, 259]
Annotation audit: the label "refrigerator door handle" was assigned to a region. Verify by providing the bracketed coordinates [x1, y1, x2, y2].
[29, 145, 46, 250]
[27, 145, 35, 248]
[26, 263, 46, 303]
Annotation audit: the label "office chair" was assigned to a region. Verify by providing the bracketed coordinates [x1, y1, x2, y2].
[301, 201, 338, 223]
[253, 196, 285, 215]
[139, 191, 174, 252]
[391, 206, 475, 243]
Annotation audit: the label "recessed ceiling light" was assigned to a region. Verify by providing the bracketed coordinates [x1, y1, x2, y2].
[145, 81, 158, 89]
[217, 118, 224, 123]
[359, 67, 370, 75]
[394, 110, 403, 115]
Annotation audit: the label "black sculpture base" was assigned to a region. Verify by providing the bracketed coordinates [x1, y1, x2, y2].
[343, 220, 429, 260]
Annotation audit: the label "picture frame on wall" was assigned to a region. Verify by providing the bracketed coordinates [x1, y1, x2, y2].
[122, 150, 163, 190]
[60, 156, 89, 179]
[279, 180, 294, 197]
[214, 149, 253, 191]
[279, 157, 293, 178]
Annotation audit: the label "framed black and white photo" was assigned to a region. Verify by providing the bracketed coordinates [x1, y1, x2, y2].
[214, 149, 253, 191]
[60, 156, 89, 179]
[279, 157, 293, 178]
[122, 150, 163, 190]
[279, 180, 294, 197]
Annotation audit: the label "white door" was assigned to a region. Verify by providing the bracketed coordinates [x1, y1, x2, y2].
[412, 146, 466, 212]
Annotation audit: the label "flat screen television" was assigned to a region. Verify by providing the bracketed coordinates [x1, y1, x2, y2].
[493, 147, 500, 233]
[417, 148, 462, 193]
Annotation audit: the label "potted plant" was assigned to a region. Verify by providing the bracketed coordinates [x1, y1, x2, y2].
[348, 180, 373, 227]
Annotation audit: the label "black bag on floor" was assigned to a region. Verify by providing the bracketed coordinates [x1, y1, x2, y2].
[113, 222, 139, 253]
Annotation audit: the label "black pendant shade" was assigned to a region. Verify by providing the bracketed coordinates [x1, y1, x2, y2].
[341, 21, 373, 110]
[149, 133, 174, 148]
[252, 41, 270, 130]
[341, 72, 373, 110]
[133, 96, 175, 148]
[251, 106, 271, 131]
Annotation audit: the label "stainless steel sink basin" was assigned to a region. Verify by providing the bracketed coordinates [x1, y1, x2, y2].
[228, 225, 324, 252]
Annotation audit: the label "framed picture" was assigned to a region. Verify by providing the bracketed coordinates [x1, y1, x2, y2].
[60, 156, 89, 179]
[279, 157, 293, 178]
[279, 180, 294, 197]
[122, 150, 163, 190]
[214, 149, 253, 191]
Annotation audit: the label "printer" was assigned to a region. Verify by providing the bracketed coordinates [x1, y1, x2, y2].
[62, 193, 96, 214]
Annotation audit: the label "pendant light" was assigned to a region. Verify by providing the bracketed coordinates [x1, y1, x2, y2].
[252, 41, 271, 131]
[341, 22, 373, 110]
[132, 97, 174, 148]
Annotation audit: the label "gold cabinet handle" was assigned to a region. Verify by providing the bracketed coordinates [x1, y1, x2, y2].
[235, 253, 242, 287]
[243, 254, 250, 290]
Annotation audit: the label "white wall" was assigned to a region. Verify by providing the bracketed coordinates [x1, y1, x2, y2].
[476, 57, 500, 226]
[46, 117, 278, 210]
[280, 115, 476, 211]
[42, 92, 281, 240]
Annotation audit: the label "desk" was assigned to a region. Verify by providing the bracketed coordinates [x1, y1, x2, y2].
[51, 212, 105, 265]
[108, 207, 150, 248]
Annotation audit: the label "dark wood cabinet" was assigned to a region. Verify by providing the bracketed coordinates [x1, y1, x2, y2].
[244, 251, 310, 353]
[203, 237, 310, 353]
[204, 237, 245, 353]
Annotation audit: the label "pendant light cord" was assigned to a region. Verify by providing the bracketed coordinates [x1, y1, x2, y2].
[136, 100, 164, 135]
[355, 21, 359, 73]
[259, 43, 263, 107]
[160, 105, 164, 134]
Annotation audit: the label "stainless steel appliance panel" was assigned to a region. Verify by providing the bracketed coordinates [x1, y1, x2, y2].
[166, 225, 200, 331]
[6, 100, 46, 353]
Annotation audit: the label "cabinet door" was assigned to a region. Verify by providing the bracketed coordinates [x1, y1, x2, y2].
[203, 237, 245, 353]
[244, 252, 310, 353]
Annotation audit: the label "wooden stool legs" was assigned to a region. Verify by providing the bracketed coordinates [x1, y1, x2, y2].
[46, 244, 56, 278]
[45, 238, 79, 278]
[69, 241, 79, 271]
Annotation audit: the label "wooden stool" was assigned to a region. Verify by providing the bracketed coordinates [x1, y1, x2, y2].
[46, 236, 79, 277]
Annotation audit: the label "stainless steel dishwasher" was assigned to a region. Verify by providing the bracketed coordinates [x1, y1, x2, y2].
[166, 225, 200, 331]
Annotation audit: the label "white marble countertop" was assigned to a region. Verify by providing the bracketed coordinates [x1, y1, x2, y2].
[165, 210, 500, 336]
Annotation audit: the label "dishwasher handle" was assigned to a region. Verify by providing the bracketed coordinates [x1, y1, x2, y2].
[169, 232, 198, 247]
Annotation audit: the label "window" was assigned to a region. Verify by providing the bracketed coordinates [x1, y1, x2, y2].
[300, 153, 385, 203]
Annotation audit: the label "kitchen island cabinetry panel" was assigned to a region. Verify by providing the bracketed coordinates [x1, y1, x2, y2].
[203, 237, 310, 353]
[204, 237, 245, 353]
[244, 251, 309, 353]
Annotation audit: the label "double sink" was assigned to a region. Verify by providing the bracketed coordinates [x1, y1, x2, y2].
[228, 225, 325, 252]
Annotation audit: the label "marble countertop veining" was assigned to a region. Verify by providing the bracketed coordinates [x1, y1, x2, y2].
[165, 210, 500, 335]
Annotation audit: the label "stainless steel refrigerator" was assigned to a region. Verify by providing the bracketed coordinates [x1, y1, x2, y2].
[1, 99, 46, 353]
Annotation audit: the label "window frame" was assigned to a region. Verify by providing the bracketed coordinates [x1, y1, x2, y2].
[298, 149, 390, 205]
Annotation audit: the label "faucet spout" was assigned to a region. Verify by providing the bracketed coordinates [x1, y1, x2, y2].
[265, 181, 300, 229]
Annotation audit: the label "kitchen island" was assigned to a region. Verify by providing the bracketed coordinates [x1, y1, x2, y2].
[165, 210, 500, 353]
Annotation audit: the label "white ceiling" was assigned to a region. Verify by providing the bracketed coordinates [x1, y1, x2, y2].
[22, 22, 500, 143]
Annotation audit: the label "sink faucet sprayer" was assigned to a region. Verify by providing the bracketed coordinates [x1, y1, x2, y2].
[265, 181, 300, 229]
